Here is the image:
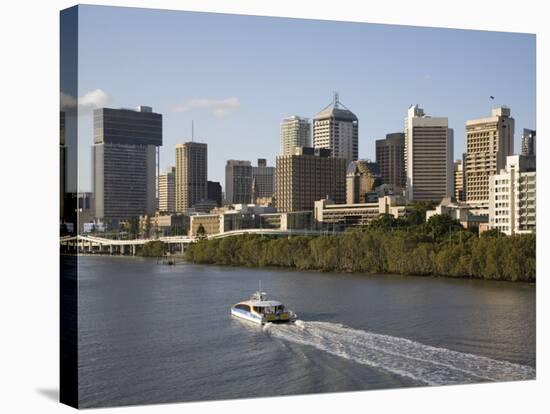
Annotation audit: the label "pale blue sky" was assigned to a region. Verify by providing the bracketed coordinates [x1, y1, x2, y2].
[76, 5, 536, 191]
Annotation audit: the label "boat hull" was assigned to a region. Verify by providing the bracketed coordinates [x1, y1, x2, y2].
[231, 308, 264, 325]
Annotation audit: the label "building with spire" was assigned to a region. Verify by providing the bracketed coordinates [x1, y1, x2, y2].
[313, 93, 359, 164]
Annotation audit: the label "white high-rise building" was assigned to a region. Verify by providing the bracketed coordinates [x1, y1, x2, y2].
[489, 155, 536, 235]
[404, 105, 453, 202]
[313, 93, 358, 164]
[280, 116, 311, 155]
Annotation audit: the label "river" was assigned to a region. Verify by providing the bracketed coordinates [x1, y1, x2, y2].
[76, 256, 535, 408]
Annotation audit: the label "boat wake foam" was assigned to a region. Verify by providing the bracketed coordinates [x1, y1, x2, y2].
[264, 321, 535, 386]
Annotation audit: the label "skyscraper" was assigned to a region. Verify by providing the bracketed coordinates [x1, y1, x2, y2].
[404, 105, 453, 202]
[93, 106, 162, 225]
[158, 167, 176, 213]
[346, 160, 380, 204]
[280, 116, 311, 155]
[225, 160, 252, 204]
[175, 142, 208, 212]
[313, 93, 359, 164]
[375, 132, 406, 190]
[251, 158, 275, 202]
[465, 107, 514, 210]
[521, 128, 536, 156]
[275, 147, 346, 213]
[207, 181, 222, 207]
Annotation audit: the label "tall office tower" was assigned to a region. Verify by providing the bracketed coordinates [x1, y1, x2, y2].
[346, 160, 380, 204]
[313, 93, 359, 164]
[275, 147, 347, 213]
[489, 155, 536, 235]
[280, 116, 311, 155]
[465, 107, 514, 210]
[93, 106, 162, 225]
[225, 160, 252, 204]
[453, 159, 465, 202]
[251, 158, 275, 202]
[521, 128, 536, 156]
[376, 132, 406, 190]
[207, 181, 222, 207]
[404, 105, 453, 202]
[158, 167, 176, 213]
[175, 142, 208, 212]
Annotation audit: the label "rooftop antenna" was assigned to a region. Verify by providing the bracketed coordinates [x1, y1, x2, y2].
[333, 91, 340, 107]
[191, 120, 194, 142]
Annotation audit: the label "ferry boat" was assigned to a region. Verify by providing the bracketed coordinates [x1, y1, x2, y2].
[231, 283, 297, 325]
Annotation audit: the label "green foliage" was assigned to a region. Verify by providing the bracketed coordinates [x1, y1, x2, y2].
[141, 240, 166, 257]
[122, 217, 139, 239]
[481, 228, 505, 238]
[185, 228, 536, 282]
[425, 214, 463, 241]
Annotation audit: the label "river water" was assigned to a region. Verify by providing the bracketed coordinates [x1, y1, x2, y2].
[77, 256, 535, 408]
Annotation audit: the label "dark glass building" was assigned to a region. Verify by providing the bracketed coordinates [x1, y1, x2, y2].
[207, 181, 223, 207]
[93, 106, 162, 226]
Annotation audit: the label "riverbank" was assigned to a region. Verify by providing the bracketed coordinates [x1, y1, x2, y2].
[185, 230, 536, 282]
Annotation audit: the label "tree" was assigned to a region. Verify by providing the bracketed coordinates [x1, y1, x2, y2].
[141, 240, 166, 257]
[368, 214, 403, 231]
[126, 217, 139, 239]
[196, 224, 207, 239]
[145, 216, 152, 239]
[425, 214, 463, 241]
[481, 228, 505, 238]
[406, 201, 436, 225]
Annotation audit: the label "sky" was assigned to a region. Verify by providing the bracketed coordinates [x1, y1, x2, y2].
[74, 5, 536, 192]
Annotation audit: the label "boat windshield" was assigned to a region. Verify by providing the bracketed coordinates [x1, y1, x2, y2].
[253, 305, 285, 314]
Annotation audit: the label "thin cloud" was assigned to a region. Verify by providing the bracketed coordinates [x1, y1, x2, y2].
[60, 89, 112, 114]
[172, 97, 240, 117]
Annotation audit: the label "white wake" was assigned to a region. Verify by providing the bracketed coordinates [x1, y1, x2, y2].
[264, 321, 535, 386]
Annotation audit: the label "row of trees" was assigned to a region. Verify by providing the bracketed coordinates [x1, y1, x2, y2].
[185, 214, 535, 282]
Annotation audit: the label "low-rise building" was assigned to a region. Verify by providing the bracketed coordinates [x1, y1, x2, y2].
[259, 211, 313, 231]
[314, 195, 406, 230]
[425, 198, 488, 230]
[189, 214, 222, 237]
[139, 213, 190, 237]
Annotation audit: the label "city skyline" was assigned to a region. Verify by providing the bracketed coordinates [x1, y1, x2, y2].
[73, 5, 535, 192]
